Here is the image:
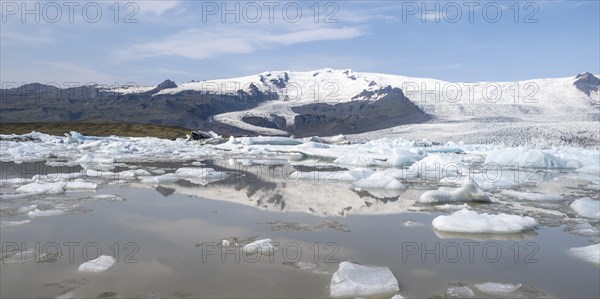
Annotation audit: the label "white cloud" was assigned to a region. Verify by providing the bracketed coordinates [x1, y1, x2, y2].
[135, 0, 180, 16]
[117, 25, 364, 61]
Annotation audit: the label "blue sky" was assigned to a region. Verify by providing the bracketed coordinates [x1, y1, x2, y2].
[1, 0, 599, 85]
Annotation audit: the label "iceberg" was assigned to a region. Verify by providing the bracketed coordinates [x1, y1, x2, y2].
[432, 209, 538, 234]
[417, 181, 490, 204]
[570, 198, 600, 220]
[352, 171, 406, 190]
[78, 255, 116, 272]
[329, 261, 399, 297]
[16, 182, 66, 194]
[484, 148, 566, 168]
[501, 190, 563, 201]
[27, 209, 65, 218]
[333, 155, 379, 166]
[240, 137, 303, 145]
[243, 239, 278, 255]
[568, 243, 600, 265]
[388, 149, 424, 167]
[474, 282, 522, 294]
[446, 286, 475, 297]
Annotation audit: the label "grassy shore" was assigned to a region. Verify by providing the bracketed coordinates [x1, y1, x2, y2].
[0, 122, 191, 139]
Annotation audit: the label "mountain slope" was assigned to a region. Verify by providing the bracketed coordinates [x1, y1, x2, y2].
[1, 70, 598, 138]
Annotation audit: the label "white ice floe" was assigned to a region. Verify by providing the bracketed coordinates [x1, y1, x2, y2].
[243, 239, 278, 255]
[568, 244, 600, 265]
[0, 220, 32, 228]
[352, 171, 406, 190]
[484, 148, 566, 168]
[474, 282, 522, 294]
[333, 155, 380, 166]
[27, 209, 65, 218]
[387, 149, 424, 167]
[390, 295, 406, 299]
[174, 167, 228, 185]
[16, 182, 66, 194]
[445, 286, 475, 297]
[435, 203, 470, 211]
[221, 239, 230, 247]
[570, 198, 600, 220]
[329, 261, 399, 297]
[65, 181, 97, 191]
[501, 190, 563, 201]
[432, 209, 538, 234]
[291, 168, 373, 182]
[417, 181, 490, 204]
[240, 136, 303, 146]
[78, 255, 116, 272]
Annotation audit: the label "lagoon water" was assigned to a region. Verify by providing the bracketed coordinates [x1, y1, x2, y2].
[1, 160, 599, 298]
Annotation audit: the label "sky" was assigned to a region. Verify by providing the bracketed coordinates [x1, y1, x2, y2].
[1, 0, 599, 86]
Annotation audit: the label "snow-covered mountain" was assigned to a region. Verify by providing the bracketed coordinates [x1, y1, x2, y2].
[137, 69, 600, 135]
[1, 69, 598, 141]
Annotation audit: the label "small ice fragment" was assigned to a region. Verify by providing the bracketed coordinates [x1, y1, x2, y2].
[446, 286, 475, 297]
[570, 198, 600, 220]
[474, 282, 521, 294]
[27, 209, 64, 219]
[390, 295, 406, 299]
[569, 244, 600, 265]
[402, 220, 423, 227]
[65, 181, 97, 191]
[221, 239, 230, 247]
[243, 239, 278, 255]
[432, 209, 538, 234]
[0, 220, 32, 228]
[329, 261, 399, 297]
[78, 255, 116, 272]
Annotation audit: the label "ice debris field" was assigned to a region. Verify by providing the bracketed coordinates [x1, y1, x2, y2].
[1, 131, 599, 297]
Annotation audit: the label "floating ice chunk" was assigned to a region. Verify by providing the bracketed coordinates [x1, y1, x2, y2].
[243, 239, 278, 255]
[0, 220, 32, 228]
[570, 198, 600, 220]
[569, 244, 600, 265]
[446, 286, 475, 297]
[240, 137, 303, 146]
[474, 282, 521, 294]
[221, 239, 230, 247]
[77, 154, 115, 164]
[501, 190, 563, 201]
[174, 167, 228, 185]
[16, 182, 66, 194]
[432, 209, 538, 234]
[295, 141, 329, 148]
[418, 181, 490, 204]
[435, 203, 470, 211]
[2, 248, 42, 264]
[140, 173, 180, 185]
[353, 171, 405, 190]
[78, 255, 116, 272]
[56, 291, 76, 299]
[390, 295, 406, 299]
[291, 168, 373, 182]
[65, 181, 97, 191]
[329, 261, 399, 297]
[78, 140, 104, 150]
[402, 220, 423, 227]
[388, 149, 424, 167]
[28, 209, 65, 218]
[484, 148, 566, 168]
[88, 194, 125, 202]
[334, 155, 379, 166]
